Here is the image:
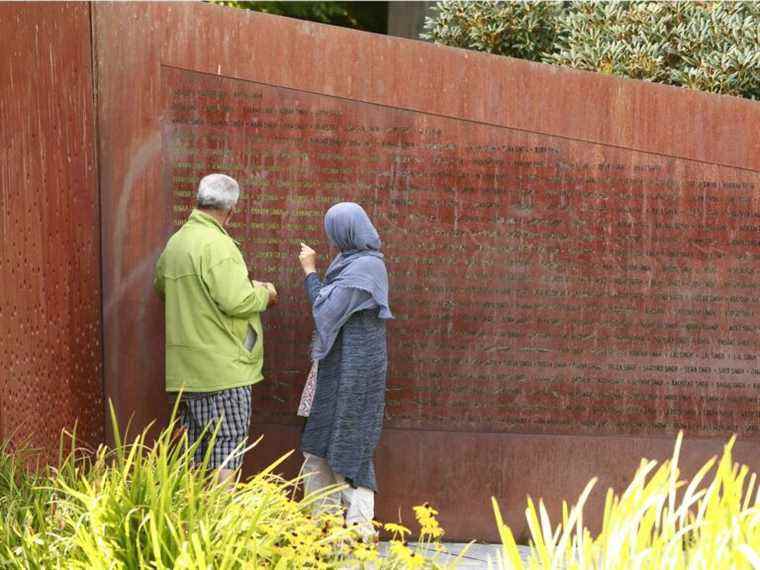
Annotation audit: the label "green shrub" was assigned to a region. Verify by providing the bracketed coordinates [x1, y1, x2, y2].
[420, 0, 565, 62]
[0, 443, 60, 567]
[423, 1, 760, 100]
[0, 406, 461, 569]
[213, 2, 388, 34]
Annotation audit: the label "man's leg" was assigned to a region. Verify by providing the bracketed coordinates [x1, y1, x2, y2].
[206, 386, 252, 488]
[217, 467, 237, 487]
[301, 453, 340, 514]
[178, 398, 208, 464]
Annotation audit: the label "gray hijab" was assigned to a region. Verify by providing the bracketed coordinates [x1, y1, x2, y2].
[311, 203, 392, 359]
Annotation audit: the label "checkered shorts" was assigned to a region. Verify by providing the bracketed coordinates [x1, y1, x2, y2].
[177, 386, 252, 470]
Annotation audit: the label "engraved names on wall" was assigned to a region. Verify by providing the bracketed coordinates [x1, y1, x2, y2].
[162, 65, 760, 437]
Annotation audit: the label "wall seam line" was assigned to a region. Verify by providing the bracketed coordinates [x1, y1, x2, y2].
[88, 1, 109, 448]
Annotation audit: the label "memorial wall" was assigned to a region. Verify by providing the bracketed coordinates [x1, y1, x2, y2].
[92, 3, 760, 540]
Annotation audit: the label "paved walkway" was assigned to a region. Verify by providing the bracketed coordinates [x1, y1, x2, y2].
[378, 542, 531, 568]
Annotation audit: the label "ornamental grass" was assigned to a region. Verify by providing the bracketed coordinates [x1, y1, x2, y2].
[7, 406, 756, 569]
[0, 404, 460, 569]
[493, 433, 760, 569]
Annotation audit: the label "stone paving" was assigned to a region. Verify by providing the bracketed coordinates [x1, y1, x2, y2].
[378, 542, 532, 568]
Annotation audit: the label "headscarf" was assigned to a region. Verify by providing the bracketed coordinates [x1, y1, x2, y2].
[311, 203, 392, 359]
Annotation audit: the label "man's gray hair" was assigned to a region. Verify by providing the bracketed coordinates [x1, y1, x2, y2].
[197, 173, 240, 211]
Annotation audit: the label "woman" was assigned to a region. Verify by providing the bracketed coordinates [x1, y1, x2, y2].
[297, 202, 392, 540]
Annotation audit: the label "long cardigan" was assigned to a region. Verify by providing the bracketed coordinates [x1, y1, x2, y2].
[300, 272, 388, 491]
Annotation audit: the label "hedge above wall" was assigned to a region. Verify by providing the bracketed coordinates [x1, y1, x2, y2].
[423, 1, 760, 101]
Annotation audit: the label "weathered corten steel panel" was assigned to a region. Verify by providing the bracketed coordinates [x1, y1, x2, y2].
[95, 2, 760, 540]
[0, 3, 103, 459]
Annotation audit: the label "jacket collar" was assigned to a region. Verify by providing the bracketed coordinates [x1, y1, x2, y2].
[189, 209, 229, 235]
[188, 209, 242, 247]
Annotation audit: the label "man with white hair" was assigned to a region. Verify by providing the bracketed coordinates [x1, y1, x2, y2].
[154, 173, 277, 483]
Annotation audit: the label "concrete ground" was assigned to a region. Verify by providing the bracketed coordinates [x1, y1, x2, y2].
[378, 542, 532, 568]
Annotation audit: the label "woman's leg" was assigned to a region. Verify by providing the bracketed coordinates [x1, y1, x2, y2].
[334, 473, 376, 541]
[301, 452, 341, 514]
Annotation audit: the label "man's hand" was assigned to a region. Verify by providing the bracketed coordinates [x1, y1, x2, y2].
[264, 282, 278, 306]
[252, 280, 278, 306]
[299, 243, 317, 276]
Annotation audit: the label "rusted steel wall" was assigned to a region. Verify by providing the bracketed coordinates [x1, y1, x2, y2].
[94, 2, 760, 541]
[0, 3, 103, 459]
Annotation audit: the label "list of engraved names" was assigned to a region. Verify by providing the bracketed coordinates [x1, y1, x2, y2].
[162, 66, 760, 437]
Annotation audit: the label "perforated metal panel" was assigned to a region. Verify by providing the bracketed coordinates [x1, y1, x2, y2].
[0, 3, 103, 459]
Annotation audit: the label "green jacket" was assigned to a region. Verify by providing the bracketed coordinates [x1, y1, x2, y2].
[154, 209, 270, 392]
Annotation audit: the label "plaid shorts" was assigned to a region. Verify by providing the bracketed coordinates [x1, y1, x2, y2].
[177, 386, 252, 470]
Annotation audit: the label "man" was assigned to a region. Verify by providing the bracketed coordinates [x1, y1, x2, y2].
[154, 173, 277, 483]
